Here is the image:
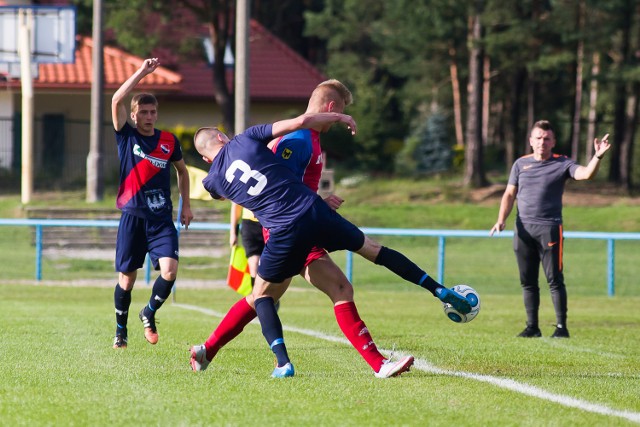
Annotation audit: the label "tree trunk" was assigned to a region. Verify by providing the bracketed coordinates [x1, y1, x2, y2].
[482, 54, 491, 146]
[620, 85, 638, 190]
[449, 46, 464, 147]
[505, 69, 526, 171]
[609, 1, 633, 183]
[585, 52, 600, 160]
[463, 2, 489, 188]
[570, 0, 585, 161]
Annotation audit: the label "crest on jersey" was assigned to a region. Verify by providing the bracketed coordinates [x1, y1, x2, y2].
[281, 148, 293, 159]
[160, 144, 170, 154]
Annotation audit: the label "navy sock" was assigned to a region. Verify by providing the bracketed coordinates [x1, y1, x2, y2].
[374, 246, 441, 295]
[254, 297, 289, 367]
[144, 276, 174, 317]
[114, 284, 131, 336]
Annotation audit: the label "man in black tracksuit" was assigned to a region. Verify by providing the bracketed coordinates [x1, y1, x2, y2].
[490, 120, 611, 338]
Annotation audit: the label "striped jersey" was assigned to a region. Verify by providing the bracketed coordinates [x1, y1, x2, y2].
[115, 122, 182, 220]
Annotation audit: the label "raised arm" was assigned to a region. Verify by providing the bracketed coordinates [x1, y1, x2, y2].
[574, 133, 611, 181]
[111, 58, 160, 131]
[271, 112, 357, 138]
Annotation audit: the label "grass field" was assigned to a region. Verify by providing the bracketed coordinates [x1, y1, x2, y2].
[1, 181, 640, 425]
[1, 283, 639, 426]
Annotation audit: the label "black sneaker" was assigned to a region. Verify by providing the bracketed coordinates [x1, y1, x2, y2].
[517, 325, 542, 338]
[113, 334, 128, 349]
[551, 325, 570, 338]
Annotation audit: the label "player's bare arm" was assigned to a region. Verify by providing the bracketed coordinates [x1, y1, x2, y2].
[271, 113, 356, 138]
[574, 133, 611, 181]
[490, 184, 517, 236]
[173, 159, 194, 228]
[111, 58, 160, 131]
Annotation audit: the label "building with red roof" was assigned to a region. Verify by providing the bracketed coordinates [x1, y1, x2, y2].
[0, 17, 326, 186]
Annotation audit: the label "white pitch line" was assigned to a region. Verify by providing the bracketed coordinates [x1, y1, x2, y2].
[174, 303, 640, 424]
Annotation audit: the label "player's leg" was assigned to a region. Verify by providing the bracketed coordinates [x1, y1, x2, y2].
[252, 225, 309, 377]
[241, 219, 265, 288]
[540, 224, 569, 338]
[356, 237, 472, 314]
[113, 213, 147, 349]
[140, 217, 180, 345]
[190, 294, 262, 372]
[252, 275, 294, 377]
[312, 200, 471, 314]
[303, 254, 387, 373]
[514, 222, 542, 337]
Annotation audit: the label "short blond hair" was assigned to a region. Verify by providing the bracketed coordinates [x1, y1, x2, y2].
[312, 79, 353, 108]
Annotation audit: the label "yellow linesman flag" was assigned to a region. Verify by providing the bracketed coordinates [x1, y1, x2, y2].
[186, 165, 212, 201]
[227, 245, 252, 296]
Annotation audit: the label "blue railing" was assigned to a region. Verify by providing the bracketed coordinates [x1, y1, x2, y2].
[0, 218, 638, 296]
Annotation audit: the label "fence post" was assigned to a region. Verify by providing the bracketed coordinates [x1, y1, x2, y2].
[35, 224, 42, 281]
[607, 239, 615, 297]
[438, 236, 445, 284]
[346, 251, 353, 283]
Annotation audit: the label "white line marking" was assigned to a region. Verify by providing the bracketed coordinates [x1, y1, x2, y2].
[174, 303, 640, 424]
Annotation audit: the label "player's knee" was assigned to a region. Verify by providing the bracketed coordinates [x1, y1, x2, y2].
[118, 272, 136, 291]
[161, 270, 177, 281]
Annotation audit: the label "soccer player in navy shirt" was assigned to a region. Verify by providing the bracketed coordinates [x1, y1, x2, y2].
[111, 58, 193, 349]
[190, 112, 472, 378]
[193, 80, 413, 378]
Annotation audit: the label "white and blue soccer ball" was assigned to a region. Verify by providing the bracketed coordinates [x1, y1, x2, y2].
[443, 284, 481, 323]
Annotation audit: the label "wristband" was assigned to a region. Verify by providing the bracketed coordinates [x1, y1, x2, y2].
[596, 154, 603, 160]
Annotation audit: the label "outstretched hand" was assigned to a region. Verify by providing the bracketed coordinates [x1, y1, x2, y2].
[140, 58, 160, 76]
[594, 133, 611, 158]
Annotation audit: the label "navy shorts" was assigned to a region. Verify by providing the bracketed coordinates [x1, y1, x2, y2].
[240, 219, 265, 257]
[258, 198, 364, 283]
[115, 212, 179, 273]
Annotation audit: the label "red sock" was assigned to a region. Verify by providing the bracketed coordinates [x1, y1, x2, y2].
[204, 298, 256, 360]
[334, 301, 385, 372]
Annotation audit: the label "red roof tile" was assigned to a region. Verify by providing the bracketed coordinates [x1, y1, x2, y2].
[178, 20, 326, 101]
[2, 20, 325, 101]
[33, 36, 182, 91]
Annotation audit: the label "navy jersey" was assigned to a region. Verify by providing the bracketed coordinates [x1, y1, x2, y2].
[202, 124, 320, 229]
[115, 122, 183, 220]
[509, 153, 580, 225]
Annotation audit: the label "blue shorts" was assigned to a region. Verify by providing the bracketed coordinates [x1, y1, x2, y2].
[115, 212, 179, 273]
[258, 198, 364, 283]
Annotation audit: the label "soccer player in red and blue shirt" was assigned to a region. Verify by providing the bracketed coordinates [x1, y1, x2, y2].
[190, 111, 472, 378]
[111, 58, 193, 349]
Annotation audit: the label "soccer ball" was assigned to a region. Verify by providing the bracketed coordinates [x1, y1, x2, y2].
[442, 284, 481, 323]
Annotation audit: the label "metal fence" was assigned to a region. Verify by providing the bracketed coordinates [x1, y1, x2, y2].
[0, 217, 637, 296]
[0, 116, 118, 190]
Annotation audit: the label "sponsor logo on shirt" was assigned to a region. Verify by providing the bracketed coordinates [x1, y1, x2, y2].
[133, 144, 168, 168]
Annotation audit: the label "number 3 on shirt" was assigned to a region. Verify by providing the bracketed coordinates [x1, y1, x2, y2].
[225, 160, 267, 195]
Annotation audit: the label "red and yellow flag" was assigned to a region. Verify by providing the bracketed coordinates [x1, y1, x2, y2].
[227, 245, 252, 296]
